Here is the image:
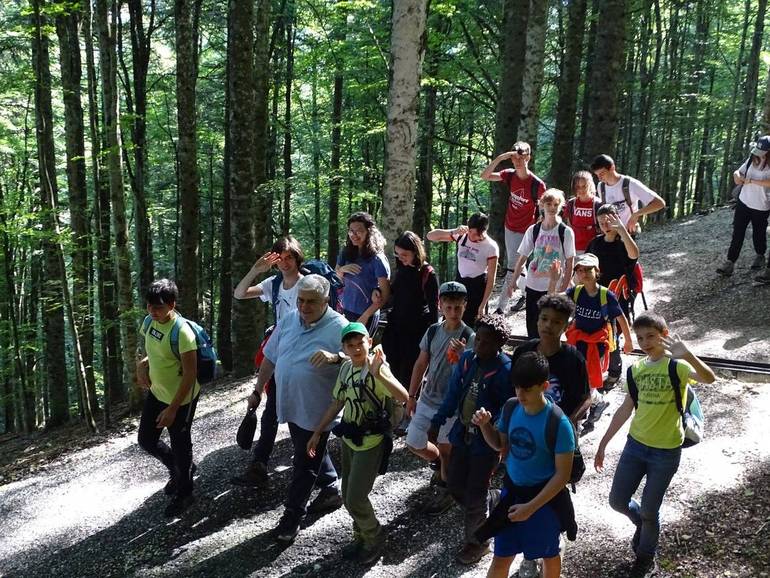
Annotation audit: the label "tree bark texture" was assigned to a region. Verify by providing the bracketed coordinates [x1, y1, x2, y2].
[327, 2, 346, 267]
[517, 0, 549, 154]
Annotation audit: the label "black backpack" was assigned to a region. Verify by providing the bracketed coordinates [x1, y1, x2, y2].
[271, 259, 344, 316]
[500, 397, 585, 492]
[598, 176, 632, 210]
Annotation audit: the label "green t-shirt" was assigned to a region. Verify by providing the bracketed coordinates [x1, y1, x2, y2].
[141, 314, 200, 405]
[627, 357, 693, 449]
[333, 359, 393, 451]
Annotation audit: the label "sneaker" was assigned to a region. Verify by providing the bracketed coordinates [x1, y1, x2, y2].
[755, 267, 770, 284]
[272, 514, 300, 543]
[357, 539, 385, 565]
[601, 375, 619, 393]
[716, 260, 734, 276]
[751, 254, 765, 270]
[516, 558, 541, 578]
[579, 421, 595, 437]
[429, 458, 441, 471]
[511, 295, 526, 312]
[424, 485, 454, 516]
[163, 493, 195, 518]
[164, 463, 197, 496]
[587, 400, 610, 424]
[629, 555, 658, 578]
[455, 542, 490, 565]
[230, 461, 268, 487]
[429, 469, 443, 486]
[307, 489, 343, 515]
[341, 539, 363, 560]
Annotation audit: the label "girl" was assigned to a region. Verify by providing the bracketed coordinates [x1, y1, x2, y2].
[563, 170, 602, 254]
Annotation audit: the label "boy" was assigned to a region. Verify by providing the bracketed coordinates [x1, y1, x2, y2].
[406, 281, 475, 515]
[595, 313, 715, 578]
[427, 315, 512, 565]
[509, 189, 576, 338]
[136, 279, 199, 518]
[587, 205, 639, 388]
[307, 322, 408, 565]
[480, 140, 546, 313]
[473, 351, 576, 578]
[426, 213, 499, 326]
[233, 236, 304, 486]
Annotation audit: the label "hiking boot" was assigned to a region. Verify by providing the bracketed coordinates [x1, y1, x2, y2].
[341, 539, 364, 560]
[455, 542, 489, 565]
[716, 260, 734, 276]
[629, 555, 658, 578]
[755, 267, 770, 284]
[272, 514, 300, 543]
[230, 461, 268, 487]
[516, 558, 541, 578]
[357, 539, 385, 565]
[751, 254, 765, 270]
[164, 463, 197, 496]
[424, 485, 454, 516]
[164, 493, 195, 518]
[307, 489, 343, 515]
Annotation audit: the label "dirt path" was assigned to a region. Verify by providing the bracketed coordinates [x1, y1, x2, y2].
[2, 209, 769, 578]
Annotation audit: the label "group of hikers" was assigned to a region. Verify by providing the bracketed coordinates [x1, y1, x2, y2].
[135, 145, 726, 578]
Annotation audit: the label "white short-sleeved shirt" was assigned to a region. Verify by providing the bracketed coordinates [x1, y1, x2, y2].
[738, 160, 770, 211]
[256, 274, 300, 323]
[517, 221, 576, 292]
[601, 176, 657, 226]
[455, 234, 499, 279]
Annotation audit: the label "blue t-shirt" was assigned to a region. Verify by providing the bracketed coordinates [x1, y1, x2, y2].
[566, 285, 623, 334]
[496, 399, 575, 486]
[337, 252, 390, 315]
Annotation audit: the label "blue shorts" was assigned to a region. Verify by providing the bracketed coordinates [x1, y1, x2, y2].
[493, 487, 561, 559]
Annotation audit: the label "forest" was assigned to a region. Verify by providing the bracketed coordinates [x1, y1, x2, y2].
[0, 0, 769, 434]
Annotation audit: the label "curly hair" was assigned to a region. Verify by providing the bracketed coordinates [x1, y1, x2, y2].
[475, 314, 511, 344]
[342, 212, 386, 261]
[536, 293, 575, 319]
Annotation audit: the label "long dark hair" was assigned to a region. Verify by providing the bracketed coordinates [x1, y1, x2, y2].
[393, 231, 427, 269]
[342, 212, 386, 261]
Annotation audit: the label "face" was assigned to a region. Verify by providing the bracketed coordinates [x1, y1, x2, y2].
[541, 197, 562, 216]
[342, 334, 371, 364]
[593, 168, 611, 184]
[634, 326, 668, 356]
[347, 221, 369, 248]
[296, 289, 327, 324]
[276, 250, 299, 274]
[573, 178, 590, 198]
[597, 212, 616, 234]
[515, 382, 547, 408]
[440, 296, 467, 322]
[511, 148, 530, 169]
[394, 246, 416, 267]
[536, 307, 569, 341]
[467, 227, 486, 242]
[473, 326, 502, 361]
[147, 301, 174, 323]
[574, 265, 598, 284]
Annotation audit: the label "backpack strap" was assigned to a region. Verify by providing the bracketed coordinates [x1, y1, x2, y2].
[545, 402, 570, 454]
[271, 273, 284, 313]
[169, 314, 185, 361]
[572, 285, 583, 303]
[420, 264, 434, 302]
[140, 315, 152, 336]
[530, 176, 542, 221]
[593, 198, 603, 229]
[426, 324, 438, 352]
[621, 176, 632, 211]
[557, 222, 566, 253]
[599, 182, 606, 204]
[626, 365, 638, 408]
[668, 358, 685, 417]
[532, 222, 542, 246]
[500, 397, 520, 434]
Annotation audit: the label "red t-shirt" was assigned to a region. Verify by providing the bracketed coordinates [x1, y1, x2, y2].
[500, 169, 546, 233]
[568, 197, 601, 252]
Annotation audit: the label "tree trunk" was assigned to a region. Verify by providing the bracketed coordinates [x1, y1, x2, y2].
[311, 55, 322, 258]
[281, 0, 295, 234]
[489, 0, 529, 255]
[229, 0, 259, 377]
[176, 0, 200, 318]
[550, 0, 587, 191]
[327, 2, 346, 267]
[96, 0, 137, 405]
[381, 0, 428, 254]
[517, 0, 549, 155]
[32, 0, 69, 428]
[760, 63, 770, 134]
[583, 0, 627, 161]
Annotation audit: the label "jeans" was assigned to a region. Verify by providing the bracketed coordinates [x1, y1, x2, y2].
[498, 230, 525, 311]
[727, 199, 769, 263]
[284, 422, 339, 522]
[341, 441, 385, 545]
[138, 390, 199, 496]
[252, 375, 278, 465]
[608, 436, 681, 558]
[525, 287, 547, 338]
[447, 444, 499, 544]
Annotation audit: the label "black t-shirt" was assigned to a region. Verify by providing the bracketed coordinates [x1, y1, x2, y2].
[511, 339, 589, 418]
[387, 264, 439, 330]
[586, 234, 637, 286]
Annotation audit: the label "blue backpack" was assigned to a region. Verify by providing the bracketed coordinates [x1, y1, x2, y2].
[271, 259, 344, 314]
[141, 314, 219, 384]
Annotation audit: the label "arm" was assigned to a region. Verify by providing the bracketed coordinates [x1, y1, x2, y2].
[136, 356, 150, 389]
[506, 253, 529, 298]
[547, 260, 562, 295]
[407, 350, 430, 416]
[307, 399, 345, 458]
[734, 167, 746, 185]
[507, 452, 572, 522]
[234, 253, 280, 299]
[617, 312, 634, 354]
[594, 394, 635, 471]
[627, 191, 665, 231]
[615, 218, 640, 259]
[559, 256, 574, 292]
[480, 151, 514, 181]
[472, 408, 506, 451]
[248, 357, 276, 410]
[570, 393, 592, 426]
[426, 224, 468, 243]
[479, 255, 498, 315]
[426, 272, 439, 323]
[742, 175, 770, 187]
[156, 349, 197, 428]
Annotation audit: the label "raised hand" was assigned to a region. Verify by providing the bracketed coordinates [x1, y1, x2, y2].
[661, 334, 690, 359]
[253, 252, 282, 274]
[371, 345, 387, 376]
[310, 349, 338, 367]
[471, 407, 492, 427]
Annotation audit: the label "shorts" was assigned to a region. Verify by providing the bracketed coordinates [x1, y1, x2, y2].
[493, 487, 561, 559]
[405, 399, 456, 449]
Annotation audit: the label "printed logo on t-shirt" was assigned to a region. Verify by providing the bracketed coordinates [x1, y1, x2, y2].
[509, 188, 527, 210]
[149, 327, 164, 341]
[546, 376, 563, 404]
[574, 304, 603, 320]
[573, 207, 593, 218]
[636, 373, 678, 406]
[508, 426, 536, 460]
[458, 244, 480, 263]
[529, 231, 561, 278]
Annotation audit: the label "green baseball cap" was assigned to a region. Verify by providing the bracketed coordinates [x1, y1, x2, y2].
[341, 322, 369, 341]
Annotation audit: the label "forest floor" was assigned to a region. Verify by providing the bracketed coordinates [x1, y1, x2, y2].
[1, 206, 769, 578]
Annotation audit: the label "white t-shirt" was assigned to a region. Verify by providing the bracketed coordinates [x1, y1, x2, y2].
[456, 234, 499, 278]
[517, 221, 576, 292]
[738, 159, 770, 211]
[600, 176, 657, 226]
[257, 274, 300, 323]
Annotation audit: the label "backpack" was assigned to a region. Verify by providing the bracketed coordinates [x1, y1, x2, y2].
[501, 397, 585, 492]
[565, 197, 603, 233]
[571, 285, 616, 352]
[598, 176, 632, 210]
[528, 175, 545, 221]
[141, 314, 219, 384]
[531, 221, 567, 254]
[338, 359, 401, 431]
[271, 259, 344, 315]
[626, 358, 704, 448]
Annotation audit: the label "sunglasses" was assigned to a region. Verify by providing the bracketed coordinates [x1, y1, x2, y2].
[513, 148, 530, 156]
